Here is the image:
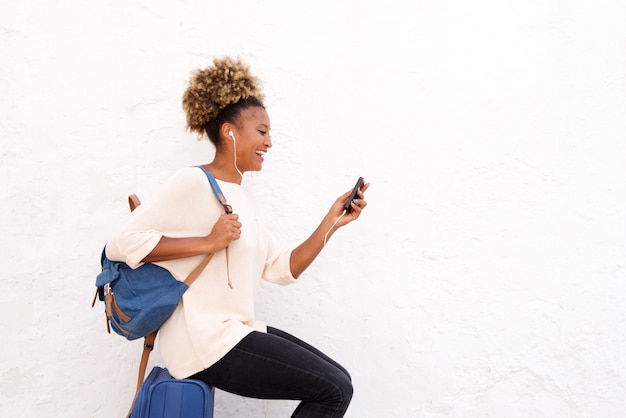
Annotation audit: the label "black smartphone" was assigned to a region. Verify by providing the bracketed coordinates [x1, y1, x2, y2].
[343, 177, 364, 213]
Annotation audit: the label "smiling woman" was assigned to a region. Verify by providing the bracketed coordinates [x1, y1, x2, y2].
[103, 56, 369, 417]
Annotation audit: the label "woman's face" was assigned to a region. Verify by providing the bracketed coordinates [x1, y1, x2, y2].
[230, 106, 272, 172]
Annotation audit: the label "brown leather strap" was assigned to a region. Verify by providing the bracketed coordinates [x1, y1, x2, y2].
[126, 331, 157, 417]
[184, 253, 214, 287]
[128, 194, 141, 212]
[91, 288, 99, 308]
[113, 300, 131, 323]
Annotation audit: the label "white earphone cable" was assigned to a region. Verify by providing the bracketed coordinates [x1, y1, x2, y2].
[324, 211, 346, 247]
[231, 132, 244, 179]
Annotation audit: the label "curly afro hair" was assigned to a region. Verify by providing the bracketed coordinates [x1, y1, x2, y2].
[182, 56, 265, 140]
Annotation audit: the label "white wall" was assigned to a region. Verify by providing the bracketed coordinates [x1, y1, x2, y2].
[2, 1, 626, 417]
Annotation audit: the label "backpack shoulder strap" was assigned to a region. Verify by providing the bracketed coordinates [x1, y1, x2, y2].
[197, 166, 232, 214]
[196, 166, 234, 289]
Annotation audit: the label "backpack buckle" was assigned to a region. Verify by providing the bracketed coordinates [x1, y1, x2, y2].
[103, 283, 113, 334]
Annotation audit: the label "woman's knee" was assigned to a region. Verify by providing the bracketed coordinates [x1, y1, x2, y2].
[340, 375, 353, 405]
[326, 371, 354, 406]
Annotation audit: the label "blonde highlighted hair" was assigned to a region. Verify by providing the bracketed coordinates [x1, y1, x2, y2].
[182, 56, 265, 141]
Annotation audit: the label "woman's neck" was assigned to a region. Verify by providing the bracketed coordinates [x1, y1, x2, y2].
[202, 159, 243, 184]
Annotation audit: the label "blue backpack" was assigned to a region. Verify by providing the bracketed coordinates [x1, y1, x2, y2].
[92, 166, 230, 417]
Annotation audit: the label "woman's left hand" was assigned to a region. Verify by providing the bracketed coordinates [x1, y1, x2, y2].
[289, 181, 370, 278]
[328, 181, 370, 228]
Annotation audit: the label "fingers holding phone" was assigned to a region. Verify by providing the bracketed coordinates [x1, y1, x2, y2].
[345, 177, 369, 213]
[334, 177, 369, 222]
[323, 178, 370, 246]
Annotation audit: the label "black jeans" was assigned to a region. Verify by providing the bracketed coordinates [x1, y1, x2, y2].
[189, 327, 353, 417]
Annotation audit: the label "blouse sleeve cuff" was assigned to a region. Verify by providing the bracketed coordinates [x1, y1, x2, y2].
[106, 230, 163, 269]
[263, 249, 297, 285]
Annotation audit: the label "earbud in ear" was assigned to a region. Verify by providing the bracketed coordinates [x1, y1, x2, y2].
[228, 131, 236, 141]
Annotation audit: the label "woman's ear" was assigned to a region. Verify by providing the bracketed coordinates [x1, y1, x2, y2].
[220, 123, 235, 142]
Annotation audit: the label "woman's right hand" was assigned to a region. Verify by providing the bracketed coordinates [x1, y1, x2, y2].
[206, 209, 241, 252]
[141, 209, 241, 263]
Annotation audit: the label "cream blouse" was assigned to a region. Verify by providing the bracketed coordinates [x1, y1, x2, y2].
[105, 167, 296, 378]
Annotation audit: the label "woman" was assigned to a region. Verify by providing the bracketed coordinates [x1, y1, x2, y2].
[106, 57, 368, 417]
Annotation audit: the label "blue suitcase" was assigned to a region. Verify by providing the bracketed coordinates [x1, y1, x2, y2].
[130, 367, 214, 418]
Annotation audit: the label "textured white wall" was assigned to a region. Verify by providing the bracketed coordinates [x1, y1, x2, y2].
[2, 1, 626, 417]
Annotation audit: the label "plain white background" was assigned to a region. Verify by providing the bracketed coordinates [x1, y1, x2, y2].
[1, 1, 626, 416]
